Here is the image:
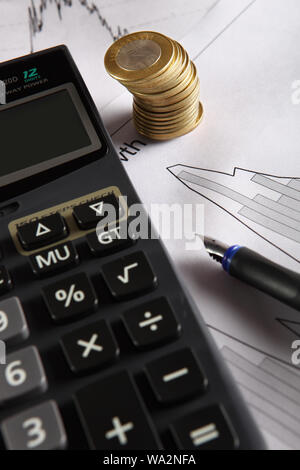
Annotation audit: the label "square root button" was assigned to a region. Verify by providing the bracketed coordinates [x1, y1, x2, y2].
[102, 251, 157, 300]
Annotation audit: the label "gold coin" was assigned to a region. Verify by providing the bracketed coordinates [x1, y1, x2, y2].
[105, 32, 203, 140]
[135, 103, 203, 140]
[116, 39, 161, 71]
[131, 61, 194, 101]
[139, 71, 198, 106]
[105, 31, 175, 83]
[134, 79, 200, 113]
[133, 104, 200, 132]
[133, 99, 198, 120]
[123, 41, 183, 93]
[133, 99, 199, 125]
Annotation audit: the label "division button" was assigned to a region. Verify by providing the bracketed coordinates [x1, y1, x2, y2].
[145, 348, 207, 404]
[17, 213, 68, 251]
[42, 272, 98, 323]
[1, 400, 67, 450]
[0, 346, 47, 406]
[61, 320, 119, 374]
[102, 251, 157, 300]
[74, 371, 160, 449]
[122, 297, 181, 349]
[170, 405, 239, 450]
[0, 266, 12, 296]
[73, 193, 123, 230]
[0, 297, 29, 346]
[30, 241, 79, 278]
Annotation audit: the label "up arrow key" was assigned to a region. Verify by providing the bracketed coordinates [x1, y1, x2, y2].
[89, 202, 104, 216]
[17, 214, 68, 251]
[36, 223, 51, 237]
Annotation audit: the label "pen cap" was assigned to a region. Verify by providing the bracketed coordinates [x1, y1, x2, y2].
[228, 247, 300, 311]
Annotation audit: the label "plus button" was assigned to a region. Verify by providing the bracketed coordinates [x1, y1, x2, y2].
[105, 416, 134, 445]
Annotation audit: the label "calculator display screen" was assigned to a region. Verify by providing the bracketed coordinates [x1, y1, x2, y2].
[0, 83, 101, 188]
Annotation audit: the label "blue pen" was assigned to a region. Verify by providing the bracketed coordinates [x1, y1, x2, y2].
[204, 236, 300, 311]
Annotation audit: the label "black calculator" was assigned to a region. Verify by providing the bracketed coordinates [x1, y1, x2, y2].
[0, 46, 264, 450]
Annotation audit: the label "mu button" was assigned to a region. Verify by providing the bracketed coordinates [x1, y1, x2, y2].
[17, 213, 68, 251]
[30, 242, 79, 278]
[102, 252, 157, 300]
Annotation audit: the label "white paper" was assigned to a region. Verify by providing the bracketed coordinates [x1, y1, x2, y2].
[1, 0, 300, 450]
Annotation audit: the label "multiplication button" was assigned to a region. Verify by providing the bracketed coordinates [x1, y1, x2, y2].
[61, 320, 119, 374]
[42, 273, 98, 323]
[17, 213, 68, 251]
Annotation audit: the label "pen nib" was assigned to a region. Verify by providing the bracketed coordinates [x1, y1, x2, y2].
[203, 236, 229, 264]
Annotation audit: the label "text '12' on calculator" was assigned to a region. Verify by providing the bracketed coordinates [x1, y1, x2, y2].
[0, 46, 264, 450]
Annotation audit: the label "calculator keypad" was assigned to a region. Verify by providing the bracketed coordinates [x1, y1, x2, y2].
[74, 371, 160, 450]
[0, 346, 47, 406]
[42, 272, 98, 323]
[102, 251, 157, 300]
[17, 213, 68, 251]
[29, 241, 79, 278]
[0, 187, 249, 450]
[1, 401, 67, 450]
[61, 320, 119, 374]
[0, 297, 29, 346]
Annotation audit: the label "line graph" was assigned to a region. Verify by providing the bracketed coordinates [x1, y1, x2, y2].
[28, 0, 128, 53]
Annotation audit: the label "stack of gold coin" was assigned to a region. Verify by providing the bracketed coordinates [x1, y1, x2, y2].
[104, 31, 203, 140]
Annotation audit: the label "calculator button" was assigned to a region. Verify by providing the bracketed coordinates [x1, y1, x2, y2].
[170, 405, 239, 450]
[102, 251, 157, 300]
[17, 213, 68, 251]
[74, 371, 160, 449]
[61, 320, 119, 374]
[145, 348, 207, 404]
[87, 224, 134, 257]
[73, 193, 122, 230]
[1, 400, 67, 450]
[0, 346, 47, 406]
[123, 297, 181, 349]
[0, 297, 29, 346]
[0, 266, 12, 296]
[30, 241, 79, 278]
[42, 272, 98, 323]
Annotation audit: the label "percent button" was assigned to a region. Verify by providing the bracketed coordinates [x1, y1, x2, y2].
[42, 273, 98, 323]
